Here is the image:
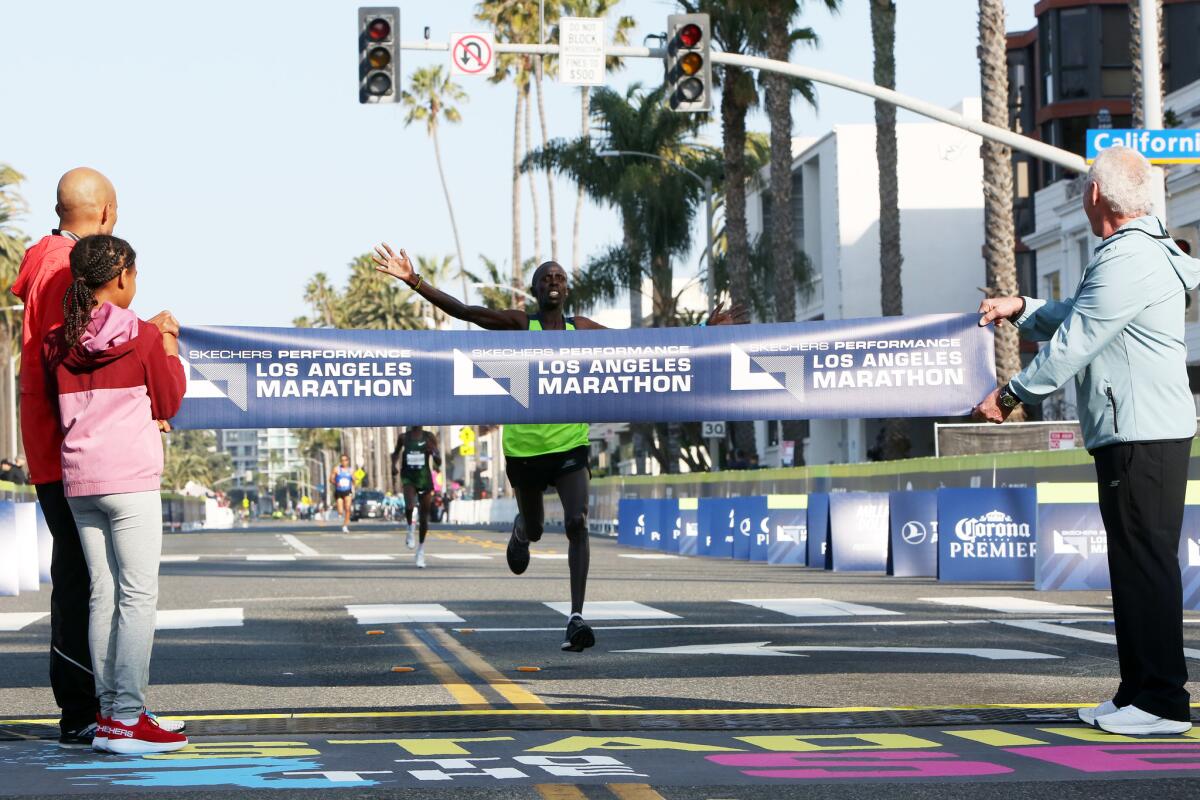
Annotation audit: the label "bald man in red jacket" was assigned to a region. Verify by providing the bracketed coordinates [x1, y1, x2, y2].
[11, 168, 116, 747]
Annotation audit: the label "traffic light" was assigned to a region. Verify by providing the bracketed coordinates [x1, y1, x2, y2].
[665, 13, 711, 112]
[359, 7, 401, 104]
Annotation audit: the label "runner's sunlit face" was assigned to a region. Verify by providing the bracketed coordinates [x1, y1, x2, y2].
[532, 262, 568, 312]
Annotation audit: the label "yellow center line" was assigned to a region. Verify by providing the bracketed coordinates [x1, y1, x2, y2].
[607, 784, 667, 800]
[426, 625, 548, 708]
[395, 628, 491, 709]
[535, 785, 589, 800]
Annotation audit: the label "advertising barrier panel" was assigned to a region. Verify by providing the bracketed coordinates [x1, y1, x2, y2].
[1182, 506, 1200, 611]
[0, 501, 18, 596]
[888, 490, 938, 577]
[937, 487, 1037, 582]
[647, 498, 678, 551]
[767, 494, 808, 565]
[173, 314, 995, 429]
[14, 503, 38, 592]
[1035, 483, 1110, 591]
[617, 498, 647, 548]
[828, 492, 890, 572]
[677, 498, 699, 557]
[746, 496, 771, 563]
[729, 496, 766, 561]
[698, 498, 735, 559]
[806, 493, 831, 569]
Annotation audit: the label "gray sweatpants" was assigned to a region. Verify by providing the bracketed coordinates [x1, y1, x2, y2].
[68, 491, 163, 719]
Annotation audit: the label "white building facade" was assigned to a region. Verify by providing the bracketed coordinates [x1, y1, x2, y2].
[746, 100, 988, 465]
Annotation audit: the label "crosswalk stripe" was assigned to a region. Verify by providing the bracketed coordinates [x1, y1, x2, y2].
[431, 554, 493, 561]
[619, 554, 679, 560]
[246, 554, 296, 561]
[338, 554, 395, 561]
[0, 612, 48, 631]
[280, 534, 319, 556]
[733, 598, 902, 618]
[922, 596, 1106, 615]
[156, 608, 244, 630]
[160, 555, 202, 563]
[347, 604, 465, 624]
[543, 601, 680, 620]
[531, 554, 568, 560]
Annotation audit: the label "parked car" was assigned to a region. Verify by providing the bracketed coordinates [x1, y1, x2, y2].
[351, 490, 386, 521]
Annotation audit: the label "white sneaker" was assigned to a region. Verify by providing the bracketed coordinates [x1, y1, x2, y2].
[415, 546, 426, 569]
[406, 526, 416, 550]
[1078, 699, 1120, 726]
[1096, 704, 1193, 735]
[342, 525, 349, 533]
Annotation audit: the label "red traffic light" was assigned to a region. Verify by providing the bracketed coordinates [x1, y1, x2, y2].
[367, 18, 391, 41]
[679, 23, 702, 48]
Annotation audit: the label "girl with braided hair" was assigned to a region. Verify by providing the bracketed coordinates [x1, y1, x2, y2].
[43, 234, 188, 754]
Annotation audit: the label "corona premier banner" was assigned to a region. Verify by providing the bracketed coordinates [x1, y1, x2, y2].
[172, 313, 995, 429]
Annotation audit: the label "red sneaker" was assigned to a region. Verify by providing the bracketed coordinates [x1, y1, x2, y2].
[92, 713, 111, 753]
[105, 713, 188, 754]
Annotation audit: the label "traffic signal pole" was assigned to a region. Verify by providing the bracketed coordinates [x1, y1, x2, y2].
[398, 39, 1089, 174]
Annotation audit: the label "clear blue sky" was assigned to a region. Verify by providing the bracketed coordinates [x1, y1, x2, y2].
[1, 1, 1036, 327]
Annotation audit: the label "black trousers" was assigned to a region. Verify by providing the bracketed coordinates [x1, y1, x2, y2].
[1093, 439, 1192, 722]
[37, 482, 98, 732]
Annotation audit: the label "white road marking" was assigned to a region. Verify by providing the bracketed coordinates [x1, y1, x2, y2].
[280, 534, 319, 557]
[0, 612, 49, 631]
[922, 596, 1106, 615]
[160, 555, 202, 563]
[454, 619, 986, 633]
[531, 554, 568, 560]
[733, 598, 902, 618]
[618, 554, 680, 560]
[213, 595, 355, 603]
[346, 603, 465, 624]
[338, 554, 395, 561]
[615, 641, 1062, 661]
[997, 619, 1200, 659]
[543, 601, 680, 620]
[156, 608, 244, 630]
[431, 554, 494, 560]
[246, 554, 297, 562]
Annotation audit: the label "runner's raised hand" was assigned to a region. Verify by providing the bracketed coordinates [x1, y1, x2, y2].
[706, 301, 750, 326]
[372, 242, 415, 285]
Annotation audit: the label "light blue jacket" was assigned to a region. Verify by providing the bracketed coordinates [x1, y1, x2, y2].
[1009, 216, 1200, 450]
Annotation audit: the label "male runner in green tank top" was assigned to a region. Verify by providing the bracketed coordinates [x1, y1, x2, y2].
[391, 426, 441, 569]
[372, 243, 744, 651]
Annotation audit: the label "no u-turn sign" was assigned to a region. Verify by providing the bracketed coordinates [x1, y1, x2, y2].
[450, 32, 496, 78]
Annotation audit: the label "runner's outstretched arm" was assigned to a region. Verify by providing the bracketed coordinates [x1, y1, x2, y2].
[571, 300, 749, 330]
[373, 242, 526, 330]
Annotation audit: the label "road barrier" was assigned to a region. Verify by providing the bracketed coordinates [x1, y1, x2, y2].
[616, 484, 1200, 610]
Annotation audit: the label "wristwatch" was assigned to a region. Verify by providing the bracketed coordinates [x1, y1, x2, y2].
[998, 385, 1021, 410]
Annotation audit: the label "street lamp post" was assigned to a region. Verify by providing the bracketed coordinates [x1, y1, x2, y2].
[595, 150, 716, 309]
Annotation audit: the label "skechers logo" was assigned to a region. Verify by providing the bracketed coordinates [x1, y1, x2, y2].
[729, 345, 805, 401]
[452, 350, 530, 408]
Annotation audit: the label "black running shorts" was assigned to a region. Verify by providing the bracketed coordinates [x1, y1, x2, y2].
[505, 445, 590, 492]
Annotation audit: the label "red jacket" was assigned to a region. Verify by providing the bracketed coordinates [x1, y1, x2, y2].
[44, 303, 185, 497]
[11, 234, 75, 484]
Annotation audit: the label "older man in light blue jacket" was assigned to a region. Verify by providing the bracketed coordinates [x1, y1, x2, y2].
[977, 146, 1197, 736]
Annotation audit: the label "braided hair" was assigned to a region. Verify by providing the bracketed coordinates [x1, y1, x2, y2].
[62, 235, 136, 347]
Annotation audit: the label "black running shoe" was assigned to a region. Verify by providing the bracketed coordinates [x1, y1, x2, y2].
[58, 721, 99, 749]
[561, 616, 595, 652]
[506, 514, 530, 575]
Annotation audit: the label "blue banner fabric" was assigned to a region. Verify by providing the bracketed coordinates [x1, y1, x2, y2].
[1182, 508, 1200, 611]
[729, 496, 764, 562]
[806, 493, 831, 569]
[888, 490, 938, 577]
[173, 314, 995, 429]
[828, 492, 890, 572]
[1035, 504, 1110, 591]
[937, 488, 1038, 582]
[647, 498, 678, 551]
[767, 495, 808, 566]
[677, 499, 699, 557]
[617, 499, 647, 548]
[747, 497, 771, 563]
[660, 498, 684, 554]
[698, 498, 735, 559]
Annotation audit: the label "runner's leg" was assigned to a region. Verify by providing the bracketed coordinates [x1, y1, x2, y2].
[513, 484, 545, 543]
[403, 484, 417, 526]
[418, 490, 432, 543]
[556, 468, 590, 616]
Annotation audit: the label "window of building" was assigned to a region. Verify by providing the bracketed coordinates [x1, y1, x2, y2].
[1016, 251, 1037, 297]
[1166, 4, 1200, 92]
[1044, 270, 1062, 301]
[1039, 12, 1055, 103]
[1100, 5, 1132, 97]
[1058, 8, 1090, 99]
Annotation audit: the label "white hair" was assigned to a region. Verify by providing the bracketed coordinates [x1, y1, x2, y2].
[1087, 146, 1154, 217]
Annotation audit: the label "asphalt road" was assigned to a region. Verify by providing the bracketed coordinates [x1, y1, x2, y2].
[1, 520, 1198, 798]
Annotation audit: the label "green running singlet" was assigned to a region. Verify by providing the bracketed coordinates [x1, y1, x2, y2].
[502, 317, 590, 458]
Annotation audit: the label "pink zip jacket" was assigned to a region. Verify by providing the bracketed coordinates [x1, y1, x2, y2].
[43, 303, 185, 497]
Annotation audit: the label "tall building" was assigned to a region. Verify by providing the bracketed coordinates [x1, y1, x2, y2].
[216, 429, 257, 486]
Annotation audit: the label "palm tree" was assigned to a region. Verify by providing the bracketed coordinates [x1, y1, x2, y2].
[415, 254, 457, 329]
[341, 254, 425, 331]
[402, 66, 470, 303]
[978, 0, 1024, 424]
[0, 165, 28, 346]
[524, 83, 711, 328]
[869, 0, 908, 461]
[465, 255, 529, 311]
[681, 0, 764, 462]
[299, 272, 343, 328]
[558, 1, 637, 276]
